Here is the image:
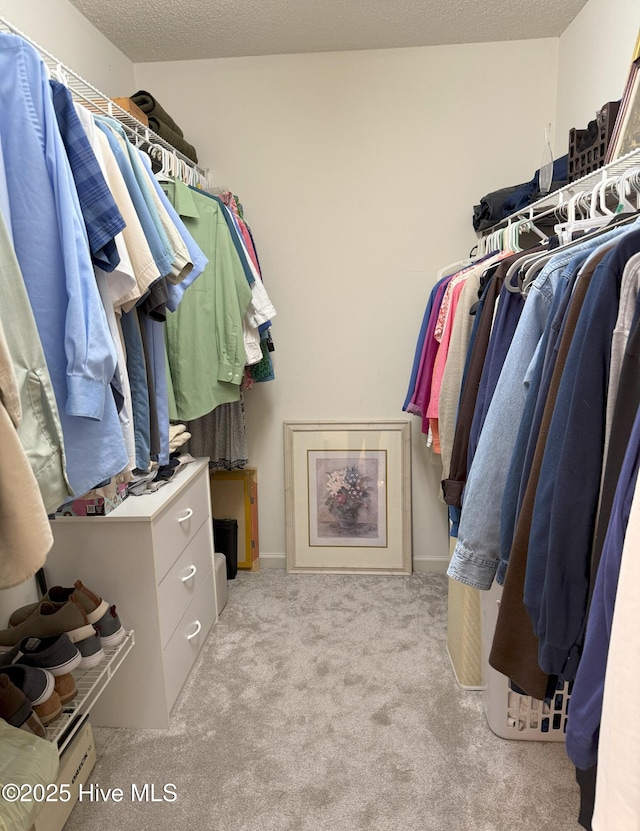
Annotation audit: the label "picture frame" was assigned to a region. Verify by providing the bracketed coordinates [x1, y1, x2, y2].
[284, 421, 412, 574]
[606, 30, 640, 163]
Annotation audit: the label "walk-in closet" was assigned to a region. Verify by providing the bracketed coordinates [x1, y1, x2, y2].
[1, 0, 639, 829]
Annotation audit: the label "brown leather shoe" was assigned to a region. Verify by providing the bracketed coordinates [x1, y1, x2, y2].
[0, 665, 61, 726]
[0, 675, 45, 738]
[33, 689, 62, 725]
[54, 672, 77, 704]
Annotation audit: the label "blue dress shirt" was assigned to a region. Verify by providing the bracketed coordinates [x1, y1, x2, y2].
[0, 33, 127, 498]
[50, 80, 125, 273]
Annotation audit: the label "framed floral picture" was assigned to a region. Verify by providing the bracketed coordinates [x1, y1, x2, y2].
[606, 29, 640, 163]
[606, 58, 640, 162]
[284, 421, 411, 573]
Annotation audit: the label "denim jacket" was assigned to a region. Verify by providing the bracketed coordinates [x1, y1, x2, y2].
[447, 225, 634, 590]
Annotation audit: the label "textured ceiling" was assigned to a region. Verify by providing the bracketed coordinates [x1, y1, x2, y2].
[68, 0, 589, 63]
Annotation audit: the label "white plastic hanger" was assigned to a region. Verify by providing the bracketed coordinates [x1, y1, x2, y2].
[558, 178, 617, 239]
[505, 221, 517, 253]
[52, 62, 69, 86]
[555, 190, 588, 244]
[436, 256, 475, 280]
[614, 168, 640, 213]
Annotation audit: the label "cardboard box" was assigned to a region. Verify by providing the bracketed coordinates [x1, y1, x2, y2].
[111, 97, 148, 126]
[31, 720, 96, 831]
[210, 468, 259, 570]
[54, 482, 128, 518]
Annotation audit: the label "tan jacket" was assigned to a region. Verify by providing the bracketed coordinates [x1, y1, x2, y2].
[0, 315, 53, 589]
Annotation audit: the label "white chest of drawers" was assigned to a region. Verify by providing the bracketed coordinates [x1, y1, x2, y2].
[46, 458, 218, 728]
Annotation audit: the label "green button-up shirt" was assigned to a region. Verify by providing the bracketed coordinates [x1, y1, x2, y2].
[162, 181, 252, 421]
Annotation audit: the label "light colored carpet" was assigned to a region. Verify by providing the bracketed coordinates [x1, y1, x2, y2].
[65, 570, 580, 830]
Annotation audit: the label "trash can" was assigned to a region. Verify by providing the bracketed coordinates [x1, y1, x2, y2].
[213, 518, 238, 580]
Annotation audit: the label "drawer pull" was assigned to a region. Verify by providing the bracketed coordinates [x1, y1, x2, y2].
[177, 507, 194, 524]
[186, 620, 202, 640]
[181, 564, 197, 583]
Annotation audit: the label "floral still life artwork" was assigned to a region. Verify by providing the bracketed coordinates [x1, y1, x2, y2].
[308, 452, 387, 547]
[324, 466, 373, 530]
[284, 421, 410, 572]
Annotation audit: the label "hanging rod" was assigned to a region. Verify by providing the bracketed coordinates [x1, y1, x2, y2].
[0, 15, 210, 188]
[479, 145, 640, 237]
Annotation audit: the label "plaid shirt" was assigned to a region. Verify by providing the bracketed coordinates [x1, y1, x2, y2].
[50, 80, 125, 273]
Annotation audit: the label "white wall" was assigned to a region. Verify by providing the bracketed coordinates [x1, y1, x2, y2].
[555, 0, 640, 158]
[136, 40, 559, 570]
[0, 0, 134, 95]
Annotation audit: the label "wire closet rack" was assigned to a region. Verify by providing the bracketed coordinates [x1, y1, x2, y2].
[479, 145, 640, 239]
[0, 15, 210, 189]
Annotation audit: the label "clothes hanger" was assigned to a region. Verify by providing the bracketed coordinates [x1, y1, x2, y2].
[436, 256, 476, 280]
[529, 202, 640, 280]
[614, 168, 640, 213]
[52, 62, 69, 86]
[502, 242, 551, 293]
[554, 190, 586, 244]
[154, 146, 173, 182]
[503, 201, 572, 294]
[521, 217, 549, 245]
[557, 178, 617, 240]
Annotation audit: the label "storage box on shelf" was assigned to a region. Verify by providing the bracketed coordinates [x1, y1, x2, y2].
[46, 458, 218, 728]
[53, 480, 128, 517]
[210, 468, 259, 570]
[30, 720, 96, 831]
[10, 636, 133, 831]
[111, 97, 148, 126]
[568, 100, 620, 182]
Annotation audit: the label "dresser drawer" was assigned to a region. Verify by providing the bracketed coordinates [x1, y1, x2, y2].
[152, 467, 210, 582]
[163, 569, 215, 711]
[157, 521, 214, 648]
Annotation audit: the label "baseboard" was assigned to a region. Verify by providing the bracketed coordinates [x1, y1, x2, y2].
[413, 557, 449, 574]
[259, 553, 287, 569]
[258, 555, 448, 572]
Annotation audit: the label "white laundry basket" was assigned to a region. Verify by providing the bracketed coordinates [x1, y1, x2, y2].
[480, 582, 571, 741]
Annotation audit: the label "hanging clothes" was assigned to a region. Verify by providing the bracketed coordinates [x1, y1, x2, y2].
[404, 273, 455, 418]
[161, 181, 252, 422]
[490, 245, 606, 698]
[565, 405, 640, 771]
[436, 264, 487, 478]
[0, 312, 53, 589]
[186, 399, 249, 470]
[0, 211, 71, 513]
[441, 250, 535, 508]
[0, 32, 128, 498]
[524, 228, 640, 679]
[0, 27, 276, 598]
[447, 222, 634, 593]
[590, 476, 640, 829]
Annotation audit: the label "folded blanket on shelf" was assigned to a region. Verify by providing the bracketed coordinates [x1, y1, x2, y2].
[130, 90, 184, 137]
[148, 116, 198, 163]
